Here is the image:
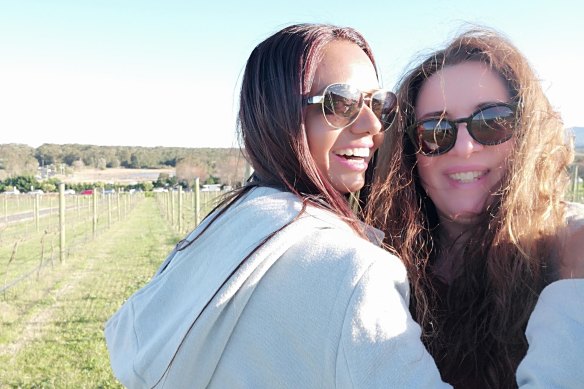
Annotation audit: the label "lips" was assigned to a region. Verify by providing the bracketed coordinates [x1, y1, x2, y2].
[448, 170, 486, 183]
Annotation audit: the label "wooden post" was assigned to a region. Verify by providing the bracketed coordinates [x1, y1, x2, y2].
[59, 183, 65, 262]
[117, 192, 121, 221]
[178, 186, 183, 232]
[573, 165, 579, 201]
[170, 190, 175, 225]
[34, 193, 40, 232]
[107, 193, 112, 228]
[194, 177, 200, 226]
[93, 189, 98, 238]
[49, 194, 53, 218]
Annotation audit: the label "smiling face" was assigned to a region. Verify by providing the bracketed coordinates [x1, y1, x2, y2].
[415, 61, 514, 230]
[304, 40, 384, 194]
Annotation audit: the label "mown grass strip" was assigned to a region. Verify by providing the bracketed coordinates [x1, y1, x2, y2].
[0, 197, 182, 388]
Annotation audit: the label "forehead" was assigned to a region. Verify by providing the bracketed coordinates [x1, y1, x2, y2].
[416, 61, 510, 116]
[310, 40, 379, 94]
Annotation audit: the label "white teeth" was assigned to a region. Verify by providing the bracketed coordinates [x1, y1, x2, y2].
[335, 148, 370, 158]
[449, 171, 484, 183]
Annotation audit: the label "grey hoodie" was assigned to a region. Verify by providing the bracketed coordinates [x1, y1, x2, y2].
[105, 187, 449, 388]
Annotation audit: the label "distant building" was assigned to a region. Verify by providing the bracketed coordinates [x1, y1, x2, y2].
[3, 187, 20, 195]
[37, 166, 53, 180]
[201, 184, 222, 192]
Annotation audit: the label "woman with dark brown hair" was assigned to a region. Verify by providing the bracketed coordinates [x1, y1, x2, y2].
[104, 23, 450, 388]
[366, 27, 584, 388]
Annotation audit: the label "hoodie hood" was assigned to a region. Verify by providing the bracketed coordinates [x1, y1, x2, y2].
[105, 187, 356, 387]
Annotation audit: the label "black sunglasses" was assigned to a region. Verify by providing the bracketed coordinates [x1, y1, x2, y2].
[407, 103, 517, 156]
[306, 83, 397, 131]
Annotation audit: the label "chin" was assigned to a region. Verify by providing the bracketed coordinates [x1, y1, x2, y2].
[339, 182, 364, 194]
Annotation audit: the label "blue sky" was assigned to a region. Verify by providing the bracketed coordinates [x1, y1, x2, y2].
[1, 0, 582, 148]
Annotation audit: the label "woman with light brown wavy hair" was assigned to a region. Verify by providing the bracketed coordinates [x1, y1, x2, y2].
[366, 27, 584, 388]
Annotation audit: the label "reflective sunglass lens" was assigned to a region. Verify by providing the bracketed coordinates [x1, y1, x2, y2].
[323, 84, 362, 127]
[471, 106, 515, 145]
[317, 84, 397, 129]
[418, 120, 455, 154]
[372, 91, 397, 130]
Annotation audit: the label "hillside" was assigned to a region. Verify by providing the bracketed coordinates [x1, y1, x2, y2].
[0, 144, 247, 185]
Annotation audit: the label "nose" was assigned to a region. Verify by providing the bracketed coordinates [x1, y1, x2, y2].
[349, 104, 382, 135]
[449, 123, 483, 157]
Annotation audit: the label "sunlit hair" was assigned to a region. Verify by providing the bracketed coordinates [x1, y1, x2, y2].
[232, 23, 378, 234]
[366, 26, 573, 388]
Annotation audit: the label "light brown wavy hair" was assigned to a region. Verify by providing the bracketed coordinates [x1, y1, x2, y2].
[366, 27, 573, 388]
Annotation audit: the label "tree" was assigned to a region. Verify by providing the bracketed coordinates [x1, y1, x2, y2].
[97, 157, 107, 170]
[72, 160, 85, 170]
[0, 144, 39, 176]
[129, 153, 140, 168]
[3, 175, 39, 192]
[35, 144, 63, 166]
[176, 156, 208, 185]
[142, 181, 154, 192]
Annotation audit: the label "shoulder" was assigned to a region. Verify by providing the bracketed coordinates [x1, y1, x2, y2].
[202, 187, 304, 237]
[517, 279, 584, 388]
[291, 224, 407, 282]
[318, 226, 447, 387]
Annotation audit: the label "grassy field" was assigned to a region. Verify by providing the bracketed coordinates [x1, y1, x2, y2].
[59, 167, 175, 184]
[0, 197, 182, 388]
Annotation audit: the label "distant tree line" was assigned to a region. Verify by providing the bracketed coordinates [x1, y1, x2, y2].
[0, 143, 248, 186]
[0, 174, 178, 194]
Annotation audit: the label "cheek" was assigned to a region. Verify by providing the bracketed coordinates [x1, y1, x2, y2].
[491, 141, 514, 178]
[305, 112, 337, 167]
[306, 130, 333, 165]
[496, 141, 514, 163]
[372, 132, 384, 153]
[415, 155, 435, 185]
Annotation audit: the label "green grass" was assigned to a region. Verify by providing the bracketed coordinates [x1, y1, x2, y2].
[0, 197, 182, 388]
[1, 194, 144, 293]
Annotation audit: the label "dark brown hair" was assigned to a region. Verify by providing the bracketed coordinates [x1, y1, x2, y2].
[185, 23, 380, 258]
[190, 23, 380, 243]
[366, 27, 573, 388]
[236, 23, 378, 231]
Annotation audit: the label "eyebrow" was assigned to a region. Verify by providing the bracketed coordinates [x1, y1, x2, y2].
[417, 110, 447, 121]
[417, 100, 509, 121]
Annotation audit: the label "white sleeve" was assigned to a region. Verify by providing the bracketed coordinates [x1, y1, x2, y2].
[335, 258, 451, 388]
[516, 279, 584, 388]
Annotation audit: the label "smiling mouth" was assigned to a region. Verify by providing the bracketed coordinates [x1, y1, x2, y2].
[334, 147, 370, 160]
[448, 171, 486, 183]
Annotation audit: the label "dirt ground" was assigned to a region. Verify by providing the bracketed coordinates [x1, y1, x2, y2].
[58, 167, 175, 184]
